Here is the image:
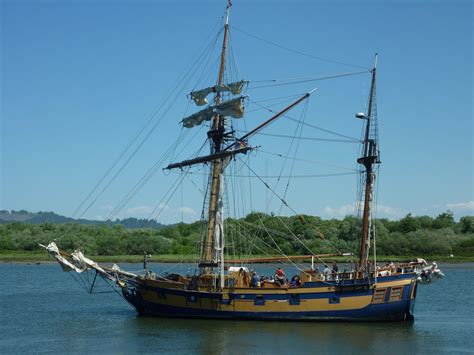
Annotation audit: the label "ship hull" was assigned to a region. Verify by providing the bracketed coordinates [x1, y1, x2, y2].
[122, 273, 417, 321]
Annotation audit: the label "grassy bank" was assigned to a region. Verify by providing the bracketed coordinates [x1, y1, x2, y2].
[1, 251, 473, 264]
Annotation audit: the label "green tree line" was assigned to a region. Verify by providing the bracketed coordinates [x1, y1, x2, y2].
[0, 212, 472, 257]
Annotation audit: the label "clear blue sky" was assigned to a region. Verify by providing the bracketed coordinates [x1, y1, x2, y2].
[1, 0, 472, 223]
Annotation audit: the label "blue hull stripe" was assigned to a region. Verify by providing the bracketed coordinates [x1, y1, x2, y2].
[136, 287, 375, 301]
[136, 273, 415, 301]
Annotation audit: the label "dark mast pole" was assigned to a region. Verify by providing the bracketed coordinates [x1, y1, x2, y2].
[358, 54, 378, 268]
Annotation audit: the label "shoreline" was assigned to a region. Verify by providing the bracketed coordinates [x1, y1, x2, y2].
[1, 252, 473, 264]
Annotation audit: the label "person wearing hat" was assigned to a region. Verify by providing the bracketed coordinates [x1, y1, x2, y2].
[274, 267, 286, 286]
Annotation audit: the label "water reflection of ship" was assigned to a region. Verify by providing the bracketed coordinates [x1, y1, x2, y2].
[42, 0, 442, 321]
[120, 314, 418, 353]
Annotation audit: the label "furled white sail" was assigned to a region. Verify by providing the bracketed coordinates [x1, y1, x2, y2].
[41, 242, 85, 273]
[182, 107, 215, 128]
[40, 242, 135, 282]
[190, 80, 246, 106]
[215, 162, 229, 289]
[71, 250, 111, 278]
[182, 96, 246, 128]
[214, 97, 245, 118]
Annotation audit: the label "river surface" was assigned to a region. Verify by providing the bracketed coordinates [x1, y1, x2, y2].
[0, 262, 473, 354]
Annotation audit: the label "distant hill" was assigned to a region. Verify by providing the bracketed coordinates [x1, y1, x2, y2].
[0, 210, 166, 229]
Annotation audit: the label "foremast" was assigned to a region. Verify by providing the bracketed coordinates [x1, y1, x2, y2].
[201, 1, 232, 284]
[358, 54, 380, 269]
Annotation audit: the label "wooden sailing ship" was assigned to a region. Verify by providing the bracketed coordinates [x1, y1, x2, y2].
[41, 1, 443, 321]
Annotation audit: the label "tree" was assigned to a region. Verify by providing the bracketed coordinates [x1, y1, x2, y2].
[459, 216, 474, 234]
[398, 213, 419, 233]
[433, 211, 454, 229]
[415, 215, 433, 230]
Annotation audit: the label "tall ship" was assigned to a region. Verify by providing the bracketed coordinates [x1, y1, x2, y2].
[41, 1, 442, 321]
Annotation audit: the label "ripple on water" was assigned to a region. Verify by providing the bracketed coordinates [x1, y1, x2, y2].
[0, 262, 473, 354]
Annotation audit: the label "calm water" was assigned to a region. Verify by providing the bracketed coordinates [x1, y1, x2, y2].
[1, 262, 473, 354]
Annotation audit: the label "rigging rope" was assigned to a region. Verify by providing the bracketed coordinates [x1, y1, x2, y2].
[146, 171, 187, 223]
[247, 98, 361, 142]
[246, 96, 303, 114]
[229, 217, 308, 273]
[240, 158, 298, 215]
[105, 129, 192, 221]
[74, 25, 223, 219]
[106, 118, 206, 221]
[258, 149, 359, 172]
[239, 158, 344, 264]
[263, 98, 307, 209]
[227, 28, 242, 83]
[180, 170, 359, 179]
[143, 134, 209, 225]
[285, 115, 361, 142]
[247, 70, 371, 90]
[247, 93, 302, 103]
[238, 130, 358, 144]
[232, 25, 368, 69]
[278, 100, 308, 214]
[236, 172, 359, 178]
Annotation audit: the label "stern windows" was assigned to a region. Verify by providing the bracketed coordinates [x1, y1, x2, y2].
[389, 287, 403, 302]
[372, 288, 386, 304]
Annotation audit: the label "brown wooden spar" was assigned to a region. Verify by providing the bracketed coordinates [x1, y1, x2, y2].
[358, 54, 379, 268]
[168, 89, 316, 171]
[201, 0, 232, 273]
[165, 146, 252, 170]
[237, 88, 317, 143]
[224, 253, 349, 264]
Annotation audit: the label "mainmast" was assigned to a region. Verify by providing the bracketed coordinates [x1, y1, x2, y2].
[200, 0, 232, 276]
[165, 1, 314, 284]
[358, 54, 379, 268]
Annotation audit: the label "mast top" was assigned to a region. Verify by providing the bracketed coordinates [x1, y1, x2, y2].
[225, 0, 232, 25]
[307, 87, 318, 95]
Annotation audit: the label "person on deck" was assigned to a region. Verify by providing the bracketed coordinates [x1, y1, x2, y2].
[290, 275, 301, 287]
[251, 272, 259, 287]
[367, 259, 372, 273]
[274, 267, 286, 286]
[332, 261, 339, 281]
[323, 265, 332, 281]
